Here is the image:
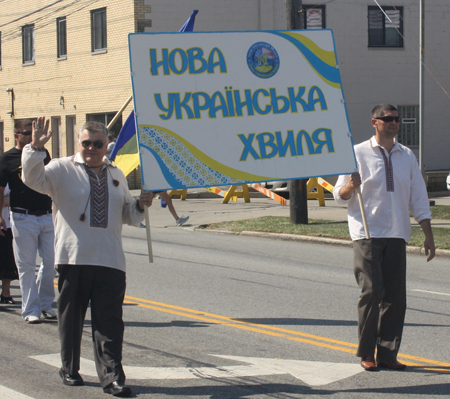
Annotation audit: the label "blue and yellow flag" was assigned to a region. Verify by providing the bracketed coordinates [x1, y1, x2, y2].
[110, 10, 199, 176]
[109, 110, 139, 177]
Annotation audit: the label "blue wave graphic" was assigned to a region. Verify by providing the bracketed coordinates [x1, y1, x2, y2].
[140, 143, 187, 189]
[272, 31, 340, 85]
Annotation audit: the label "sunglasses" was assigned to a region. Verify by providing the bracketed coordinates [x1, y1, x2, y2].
[375, 116, 400, 123]
[19, 130, 32, 136]
[81, 140, 105, 149]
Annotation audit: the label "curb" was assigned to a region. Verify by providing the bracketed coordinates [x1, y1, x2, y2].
[195, 227, 450, 258]
[240, 230, 353, 247]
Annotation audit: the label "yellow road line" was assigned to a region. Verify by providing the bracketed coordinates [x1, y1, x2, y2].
[125, 295, 357, 348]
[123, 299, 356, 354]
[124, 295, 450, 371]
[53, 280, 449, 372]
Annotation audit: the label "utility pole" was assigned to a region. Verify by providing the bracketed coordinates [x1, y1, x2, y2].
[419, 0, 425, 180]
[286, 0, 308, 224]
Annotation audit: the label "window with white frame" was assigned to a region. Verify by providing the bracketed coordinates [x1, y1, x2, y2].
[22, 24, 35, 63]
[397, 105, 419, 147]
[91, 8, 107, 52]
[57, 17, 67, 58]
[368, 6, 403, 47]
[302, 5, 325, 29]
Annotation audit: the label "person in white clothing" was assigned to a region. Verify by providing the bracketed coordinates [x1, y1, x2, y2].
[0, 120, 55, 323]
[105, 133, 116, 159]
[333, 104, 435, 372]
[22, 118, 153, 397]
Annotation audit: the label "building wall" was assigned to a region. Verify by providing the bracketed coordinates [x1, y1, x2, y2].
[1, 0, 449, 172]
[0, 0, 138, 156]
[144, 0, 450, 171]
[144, 0, 286, 32]
[324, 0, 450, 171]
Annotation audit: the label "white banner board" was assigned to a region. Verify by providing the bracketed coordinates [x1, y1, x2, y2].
[129, 30, 356, 191]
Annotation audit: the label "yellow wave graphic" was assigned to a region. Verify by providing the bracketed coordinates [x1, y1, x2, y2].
[281, 31, 337, 66]
[280, 31, 340, 89]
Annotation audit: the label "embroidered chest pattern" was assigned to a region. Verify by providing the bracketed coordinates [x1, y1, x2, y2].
[379, 147, 394, 192]
[85, 166, 109, 228]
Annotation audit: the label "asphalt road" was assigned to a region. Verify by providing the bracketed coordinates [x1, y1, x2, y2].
[1, 223, 450, 398]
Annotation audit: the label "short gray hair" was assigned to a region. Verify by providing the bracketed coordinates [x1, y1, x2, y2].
[79, 121, 109, 141]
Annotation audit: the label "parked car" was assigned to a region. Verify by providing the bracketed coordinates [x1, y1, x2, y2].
[447, 172, 450, 190]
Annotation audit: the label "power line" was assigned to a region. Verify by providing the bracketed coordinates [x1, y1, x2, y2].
[1, 0, 101, 43]
[0, 0, 65, 28]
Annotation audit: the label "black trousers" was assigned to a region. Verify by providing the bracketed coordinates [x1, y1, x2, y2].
[353, 238, 407, 361]
[57, 264, 126, 388]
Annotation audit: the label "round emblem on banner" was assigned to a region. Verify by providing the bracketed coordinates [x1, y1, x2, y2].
[247, 42, 280, 79]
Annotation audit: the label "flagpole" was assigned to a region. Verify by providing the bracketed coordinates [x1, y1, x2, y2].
[419, 0, 425, 179]
[114, 10, 199, 264]
[107, 94, 155, 262]
[107, 95, 133, 131]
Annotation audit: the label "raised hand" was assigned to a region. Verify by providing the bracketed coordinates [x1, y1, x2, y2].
[32, 116, 52, 149]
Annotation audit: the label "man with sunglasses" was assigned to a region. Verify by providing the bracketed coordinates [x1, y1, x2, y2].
[0, 120, 55, 324]
[21, 117, 153, 397]
[333, 104, 435, 371]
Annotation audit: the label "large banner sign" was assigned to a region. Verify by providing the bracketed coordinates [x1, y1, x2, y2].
[128, 30, 356, 191]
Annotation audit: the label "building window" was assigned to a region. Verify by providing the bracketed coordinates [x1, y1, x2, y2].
[66, 116, 77, 156]
[91, 8, 107, 52]
[22, 24, 35, 63]
[57, 17, 67, 58]
[302, 5, 325, 29]
[368, 6, 403, 47]
[86, 112, 122, 136]
[397, 105, 419, 147]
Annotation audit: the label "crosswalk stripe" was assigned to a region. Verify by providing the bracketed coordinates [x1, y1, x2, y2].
[0, 385, 35, 399]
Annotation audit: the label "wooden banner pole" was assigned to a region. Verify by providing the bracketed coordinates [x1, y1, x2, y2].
[357, 187, 370, 239]
[144, 205, 153, 263]
[108, 95, 154, 263]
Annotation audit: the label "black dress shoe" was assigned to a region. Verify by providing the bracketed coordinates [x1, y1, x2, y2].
[103, 381, 132, 397]
[0, 294, 15, 304]
[59, 368, 84, 386]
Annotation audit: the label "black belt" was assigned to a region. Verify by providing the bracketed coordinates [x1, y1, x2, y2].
[11, 208, 52, 216]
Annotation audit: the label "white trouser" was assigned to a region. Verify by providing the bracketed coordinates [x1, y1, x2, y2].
[10, 212, 55, 319]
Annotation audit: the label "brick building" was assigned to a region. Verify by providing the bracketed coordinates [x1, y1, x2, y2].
[0, 0, 150, 157]
[1, 1, 449, 186]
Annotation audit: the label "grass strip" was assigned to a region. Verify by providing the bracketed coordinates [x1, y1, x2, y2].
[205, 216, 450, 250]
[430, 205, 450, 220]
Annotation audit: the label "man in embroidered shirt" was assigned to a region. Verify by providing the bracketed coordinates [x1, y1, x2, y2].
[21, 118, 153, 397]
[333, 104, 435, 372]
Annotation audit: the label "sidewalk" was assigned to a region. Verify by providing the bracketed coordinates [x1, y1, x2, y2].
[133, 189, 450, 229]
[132, 188, 450, 257]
